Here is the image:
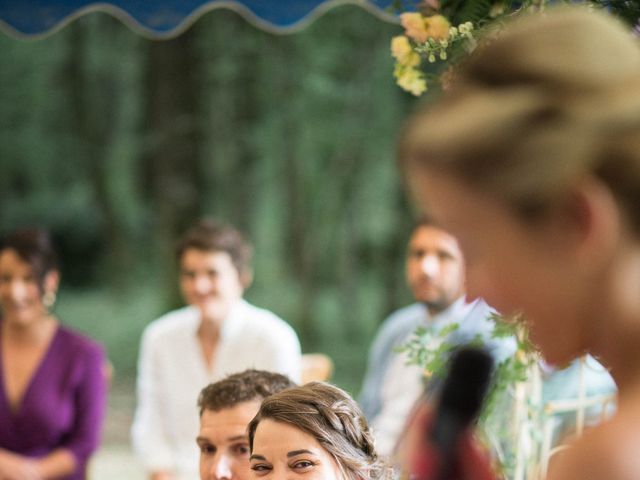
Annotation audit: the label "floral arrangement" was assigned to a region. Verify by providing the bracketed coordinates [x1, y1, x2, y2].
[391, 0, 640, 95]
[397, 311, 535, 421]
[392, 13, 473, 95]
[398, 311, 618, 479]
[397, 313, 540, 478]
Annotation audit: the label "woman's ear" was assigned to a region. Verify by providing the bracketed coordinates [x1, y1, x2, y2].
[563, 175, 621, 269]
[43, 269, 60, 295]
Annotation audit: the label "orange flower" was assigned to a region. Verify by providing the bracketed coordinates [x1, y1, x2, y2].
[400, 13, 429, 42]
[400, 12, 451, 43]
[425, 14, 451, 40]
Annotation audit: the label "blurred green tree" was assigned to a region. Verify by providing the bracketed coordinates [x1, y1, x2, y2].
[0, 5, 416, 392]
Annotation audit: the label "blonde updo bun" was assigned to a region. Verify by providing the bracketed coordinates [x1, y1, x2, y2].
[402, 7, 640, 229]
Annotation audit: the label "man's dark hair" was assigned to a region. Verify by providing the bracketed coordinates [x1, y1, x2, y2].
[414, 214, 440, 230]
[404, 215, 443, 253]
[197, 369, 296, 416]
[175, 218, 253, 278]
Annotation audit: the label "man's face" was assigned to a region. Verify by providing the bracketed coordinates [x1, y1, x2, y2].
[406, 225, 466, 314]
[197, 400, 261, 480]
[180, 248, 246, 322]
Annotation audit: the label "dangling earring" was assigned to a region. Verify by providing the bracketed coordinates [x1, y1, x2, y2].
[43, 291, 57, 310]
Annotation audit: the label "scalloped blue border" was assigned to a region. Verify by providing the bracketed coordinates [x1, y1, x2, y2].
[0, 0, 410, 39]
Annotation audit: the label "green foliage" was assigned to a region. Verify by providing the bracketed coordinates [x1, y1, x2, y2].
[0, 6, 416, 392]
[397, 322, 461, 374]
[397, 311, 535, 420]
[591, 0, 640, 25]
[397, 312, 538, 478]
[440, 0, 498, 25]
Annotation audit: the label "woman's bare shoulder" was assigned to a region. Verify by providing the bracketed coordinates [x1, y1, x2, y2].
[549, 403, 640, 480]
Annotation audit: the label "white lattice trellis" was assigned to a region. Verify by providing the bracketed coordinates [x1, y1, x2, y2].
[510, 356, 616, 480]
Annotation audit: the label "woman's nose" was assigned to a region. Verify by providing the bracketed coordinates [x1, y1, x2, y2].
[8, 279, 28, 299]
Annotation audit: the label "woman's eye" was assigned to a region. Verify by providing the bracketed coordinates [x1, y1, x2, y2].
[250, 464, 271, 475]
[292, 460, 316, 469]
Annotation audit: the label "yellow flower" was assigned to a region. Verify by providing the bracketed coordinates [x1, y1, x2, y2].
[400, 12, 451, 43]
[390, 36, 420, 68]
[395, 67, 427, 96]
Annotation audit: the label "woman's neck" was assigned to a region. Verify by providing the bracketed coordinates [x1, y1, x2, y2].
[595, 244, 640, 393]
[2, 314, 57, 345]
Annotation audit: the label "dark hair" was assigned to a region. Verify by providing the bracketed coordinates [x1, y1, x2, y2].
[1, 229, 58, 291]
[248, 382, 388, 480]
[407, 216, 451, 250]
[198, 369, 295, 416]
[414, 214, 440, 231]
[175, 219, 253, 278]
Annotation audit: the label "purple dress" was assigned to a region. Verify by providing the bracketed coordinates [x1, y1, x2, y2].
[0, 324, 107, 480]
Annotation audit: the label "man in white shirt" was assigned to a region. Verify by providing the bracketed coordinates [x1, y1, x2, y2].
[196, 369, 296, 480]
[132, 219, 302, 480]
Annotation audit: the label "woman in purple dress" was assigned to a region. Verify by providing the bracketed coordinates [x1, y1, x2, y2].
[0, 229, 107, 480]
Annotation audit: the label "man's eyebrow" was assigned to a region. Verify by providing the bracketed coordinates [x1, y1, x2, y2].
[250, 454, 267, 461]
[196, 434, 247, 444]
[287, 449, 316, 457]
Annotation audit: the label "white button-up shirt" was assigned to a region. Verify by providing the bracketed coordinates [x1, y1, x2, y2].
[131, 300, 301, 479]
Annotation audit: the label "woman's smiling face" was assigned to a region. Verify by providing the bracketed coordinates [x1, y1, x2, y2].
[250, 419, 344, 480]
[0, 248, 54, 327]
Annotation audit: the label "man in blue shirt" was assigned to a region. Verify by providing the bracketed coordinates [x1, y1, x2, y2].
[359, 219, 515, 455]
[359, 219, 616, 458]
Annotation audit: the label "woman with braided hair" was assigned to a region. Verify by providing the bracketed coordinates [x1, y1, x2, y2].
[248, 382, 388, 480]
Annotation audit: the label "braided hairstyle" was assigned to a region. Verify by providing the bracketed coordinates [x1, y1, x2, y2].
[247, 381, 388, 480]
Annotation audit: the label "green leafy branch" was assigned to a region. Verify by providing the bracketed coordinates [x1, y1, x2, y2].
[413, 22, 475, 63]
[396, 311, 536, 421]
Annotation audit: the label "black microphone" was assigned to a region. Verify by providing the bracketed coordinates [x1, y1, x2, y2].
[428, 346, 494, 480]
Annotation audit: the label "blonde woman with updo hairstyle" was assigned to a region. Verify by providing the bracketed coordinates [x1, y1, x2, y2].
[247, 382, 388, 480]
[400, 6, 640, 480]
